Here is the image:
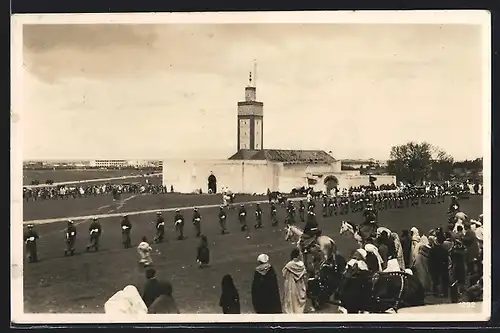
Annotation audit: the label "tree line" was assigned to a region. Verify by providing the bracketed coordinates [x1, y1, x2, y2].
[386, 142, 482, 184]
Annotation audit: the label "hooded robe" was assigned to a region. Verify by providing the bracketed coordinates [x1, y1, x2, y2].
[413, 238, 433, 292]
[147, 281, 180, 314]
[251, 263, 282, 313]
[282, 259, 307, 314]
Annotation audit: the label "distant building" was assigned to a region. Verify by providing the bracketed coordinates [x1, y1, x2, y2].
[162, 72, 396, 194]
[90, 160, 128, 168]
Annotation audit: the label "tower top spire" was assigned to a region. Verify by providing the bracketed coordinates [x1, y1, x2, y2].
[248, 71, 252, 86]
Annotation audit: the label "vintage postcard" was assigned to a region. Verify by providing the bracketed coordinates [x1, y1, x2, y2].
[11, 10, 491, 324]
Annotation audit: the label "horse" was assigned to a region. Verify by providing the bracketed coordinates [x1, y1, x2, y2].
[284, 224, 343, 309]
[339, 220, 364, 248]
[268, 191, 287, 205]
[337, 269, 425, 313]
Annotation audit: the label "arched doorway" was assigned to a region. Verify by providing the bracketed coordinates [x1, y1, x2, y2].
[324, 175, 339, 195]
[208, 173, 217, 194]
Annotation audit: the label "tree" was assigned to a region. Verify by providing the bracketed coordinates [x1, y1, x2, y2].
[387, 142, 434, 184]
[430, 146, 454, 181]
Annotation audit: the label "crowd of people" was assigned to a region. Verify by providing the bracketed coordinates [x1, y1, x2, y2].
[23, 180, 484, 314]
[22, 181, 168, 201]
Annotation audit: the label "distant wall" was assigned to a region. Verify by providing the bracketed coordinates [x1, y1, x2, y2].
[162, 160, 277, 194]
[163, 159, 395, 194]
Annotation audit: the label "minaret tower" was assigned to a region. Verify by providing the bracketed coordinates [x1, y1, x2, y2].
[237, 63, 264, 151]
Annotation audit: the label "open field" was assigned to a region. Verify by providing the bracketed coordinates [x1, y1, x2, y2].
[23, 169, 160, 185]
[21, 194, 483, 314]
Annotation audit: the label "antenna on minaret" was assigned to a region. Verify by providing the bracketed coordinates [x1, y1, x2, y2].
[249, 71, 252, 86]
[253, 59, 257, 87]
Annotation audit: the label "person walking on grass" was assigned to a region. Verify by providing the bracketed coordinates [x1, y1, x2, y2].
[219, 274, 241, 314]
[251, 254, 282, 314]
[282, 248, 307, 314]
[196, 235, 210, 268]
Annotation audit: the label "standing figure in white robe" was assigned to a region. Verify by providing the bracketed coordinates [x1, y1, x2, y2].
[137, 237, 153, 266]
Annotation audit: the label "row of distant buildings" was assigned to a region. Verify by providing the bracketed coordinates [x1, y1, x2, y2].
[23, 160, 163, 169]
[24, 158, 385, 170]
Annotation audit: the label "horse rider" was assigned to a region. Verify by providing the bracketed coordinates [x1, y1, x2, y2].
[174, 209, 185, 240]
[360, 203, 378, 241]
[270, 201, 278, 226]
[299, 207, 321, 254]
[448, 196, 460, 223]
[86, 217, 102, 252]
[120, 214, 132, 248]
[65, 220, 77, 256]
[218, 206, 229, 234]
[192, 207, 202, 237]
[298, 200, 306, 222]
[238, 204, 248, 231]
[154, 212, 165, 243]
[254, 203, 263, 229]
[24, 224, 39, 263]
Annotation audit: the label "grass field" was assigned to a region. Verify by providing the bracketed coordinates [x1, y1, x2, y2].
[21, 194, 483, 314]
[23, 169, 160, 185]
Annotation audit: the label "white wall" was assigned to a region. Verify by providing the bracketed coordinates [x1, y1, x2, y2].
[162, 159, 277, 194]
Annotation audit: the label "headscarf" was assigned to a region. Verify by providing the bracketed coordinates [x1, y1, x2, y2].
[256, 253, 272, 275]
[257, 253, 269, 264]
[364, 244, 383, 271]
[410, 227, 421, 242]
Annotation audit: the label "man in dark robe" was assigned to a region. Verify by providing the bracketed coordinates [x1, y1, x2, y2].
[142, 268, 163, 308]
[429, 238, 450, 297]
[400, 229, 412, 268]
[251, 254, 282, 313]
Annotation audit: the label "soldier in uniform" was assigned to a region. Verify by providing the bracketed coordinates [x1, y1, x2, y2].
[24, 224, 39, 263]
[322, 195, 328, 217]
[86, 217, 102, 252]
[218, 206, 229, 234]
[238, 204, 248, 231]
[120, 214, 132, 248]
[254, 203, 263, 229]
[174, 209, 185, 240]
[270, 202, 278, 226]
[192, 207, 202, 237]
[298, 200, 306, 222]
[328, 196, 335, 216]
[154, 212, 165, 243]
[65, 220, 77, 256]
[286, 200, 296, 225]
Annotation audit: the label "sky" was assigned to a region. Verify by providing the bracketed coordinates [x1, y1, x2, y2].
[21, 23, 484, 161]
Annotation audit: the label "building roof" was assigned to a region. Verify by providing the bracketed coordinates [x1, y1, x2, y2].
[228, 149, 336, 164]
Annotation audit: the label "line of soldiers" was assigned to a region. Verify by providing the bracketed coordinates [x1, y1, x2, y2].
[22, 187, 450, 262]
